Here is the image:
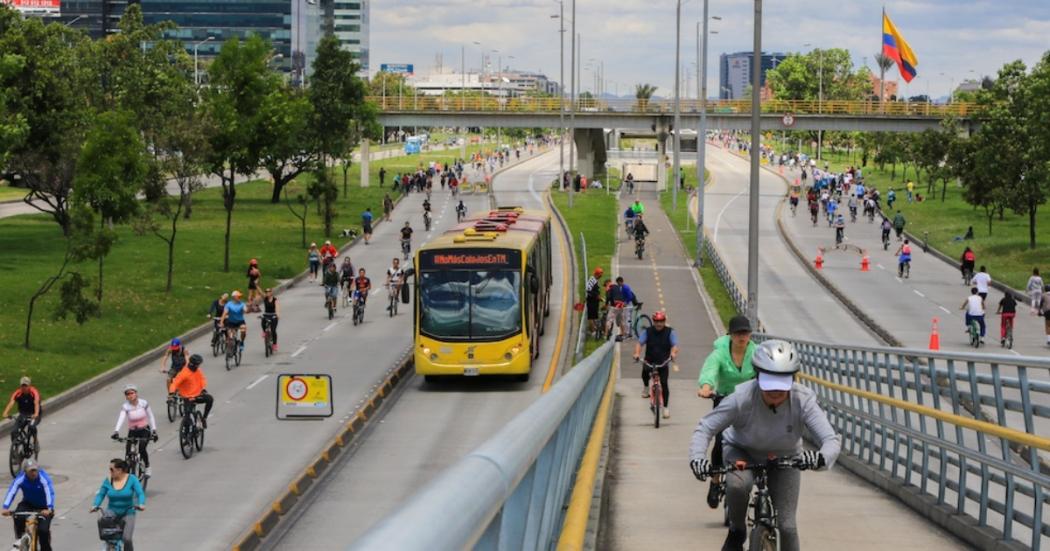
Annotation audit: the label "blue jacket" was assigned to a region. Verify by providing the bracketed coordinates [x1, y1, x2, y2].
[3, 469, 55, 509]
[621, 283, 638, 305]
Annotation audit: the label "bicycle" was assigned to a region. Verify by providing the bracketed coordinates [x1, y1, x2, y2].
[849, 208, 857, 223]
[178, 398, 205, 459]
[882, 232, 890, 251]
[635, 236, 645, 260]
[700, 393, 731, 527]
[325, 288, 337, 320]
[210, 317, 225, 357]
[352, 291, 366, 326]
[1001, 315, 1014, 349]
[968, 318, 982, 348]
[423, 211, 432, 232]
[694, 456, 810, 551]
[8, 416, 39, 478]
[224, 328, 243, 371]
[640, 358, 671, 428]
[95, 509, 127, 550]
[387, 283, 399, 317]
[456, 207, 466, 222]
[961, 266, 974, 286]
[261, 314, 277, 358]
[898, 260, 910, 279]
[627, 302, 650, 340]
[10, 510, 46, 551]
[114, 435, 153, 491]
[401, 239, 411, 262]
[165, 393, 184, 423]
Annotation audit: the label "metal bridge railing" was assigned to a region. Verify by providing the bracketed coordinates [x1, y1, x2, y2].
[756, 335, 1050, 550]
[367, 96, 980, 118]
[700, 235, 747, 317]
[348, 342, 615, 550]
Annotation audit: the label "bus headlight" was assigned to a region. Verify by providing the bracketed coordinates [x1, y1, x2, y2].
[505, 347, 520, 361]
[422, 347, 431, 357]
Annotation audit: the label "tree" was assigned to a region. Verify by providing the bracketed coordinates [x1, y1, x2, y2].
[201, 35, 280, 272]
[308, 165, 338, 237]
[634, 83, 657, 111]
[309, 35, 374, 166]
[284, 185, 310, 248]
[766, 49, 873, 101]
[258, 86, 317, 203]
[367, 71, 413, 99]
[0, 52, 26, 166]
[874, 53, 895, 102]
[73, 110, 150, 304]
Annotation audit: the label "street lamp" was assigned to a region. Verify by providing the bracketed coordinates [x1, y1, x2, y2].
[193, 36, 214, 87]
[694, 8, 721, 266]
[746, 0, 762, 326]
[672, 0, 684, 210]
[569, 0, 577, 207]
[803, 42, 823, 159]
[552, 4, 567, 194]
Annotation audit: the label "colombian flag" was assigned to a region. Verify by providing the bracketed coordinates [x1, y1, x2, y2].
[882, 12, 918, 82]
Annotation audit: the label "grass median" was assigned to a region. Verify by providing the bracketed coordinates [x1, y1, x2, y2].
[658, 182, 738, 329]
[816, 149, 1049, 290]
[0, 146, 491, 398]
[551, 188, 618, 357]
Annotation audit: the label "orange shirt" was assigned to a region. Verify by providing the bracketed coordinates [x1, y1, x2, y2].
[169, 367, 207, 399]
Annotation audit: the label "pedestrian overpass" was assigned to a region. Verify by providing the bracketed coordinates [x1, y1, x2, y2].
[372, 97, 978, 178]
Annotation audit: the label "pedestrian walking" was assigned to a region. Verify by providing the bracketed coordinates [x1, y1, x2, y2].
[379, 167, 386, 188]
[362, 207, 374, 245]
[383, 194, 394, 222]
[1027, 268, 1044, 315]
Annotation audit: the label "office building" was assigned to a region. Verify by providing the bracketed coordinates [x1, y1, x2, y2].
[407, 69, 556, 97]
[719, 51, 787, 100]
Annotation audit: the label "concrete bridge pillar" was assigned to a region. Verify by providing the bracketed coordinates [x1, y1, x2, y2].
[573, 128, 607, 179]
[656, 125, 669, 191]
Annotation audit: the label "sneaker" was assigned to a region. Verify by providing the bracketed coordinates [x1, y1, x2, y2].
[1001, 338, 1006, 347]
[662, 407, 670, 419]
[144, 466, 152, 478]
[641, 388, 650, 399]
[706, 480, 721, 509]
[721, 529, 746, 551]
[201, 417, 208, 429]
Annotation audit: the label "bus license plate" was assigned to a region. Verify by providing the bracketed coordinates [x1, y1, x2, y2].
[463, 368, 479, 376]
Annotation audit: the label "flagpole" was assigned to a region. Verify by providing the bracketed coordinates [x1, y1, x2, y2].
[880, 6, 886, 112]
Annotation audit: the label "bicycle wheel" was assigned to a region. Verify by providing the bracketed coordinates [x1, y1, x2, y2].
[634, 314, 652, 339]
[9, 438, 21, 477]
[211, 333, 221, 357]
[166, 396, 177, 423]
[328, 301, 334, 320]
[651, 383, 661, 429]
[235, 341, 243, 366]
[225, 347, 232, 371]
[748, 524, 779, 551]
[969, 323, 980, 348]
[194, 412, 205, 451]
[179, 423, 194, 459]
[1006, 326, 1013, 349]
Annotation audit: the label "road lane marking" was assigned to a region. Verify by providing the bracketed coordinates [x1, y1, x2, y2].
[291, 345, 308, 358]
[914, 290, 926, 298]
[939, 306, 951, 314]
[323, 321, 338, 332]
[877, 264, 885, 270]
[712, 187, 748, 244]
[246, 374, 269, 390]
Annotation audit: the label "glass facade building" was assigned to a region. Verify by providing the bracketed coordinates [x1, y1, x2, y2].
[718, 51, 787, 100]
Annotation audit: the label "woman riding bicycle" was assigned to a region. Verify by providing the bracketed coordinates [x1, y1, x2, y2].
[631, 311, 678, 419]
[690, 340, 841, 551]
[111, 384, 157, 479]
[697, 315, 757, 509]
[90, 458, 145, 550]
[960, 247, 976, 283]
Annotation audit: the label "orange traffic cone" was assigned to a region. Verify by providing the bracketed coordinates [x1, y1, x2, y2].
[860, 253, 870, 272]
[814, 248, 824, 270]
[929, 317, 941, 351]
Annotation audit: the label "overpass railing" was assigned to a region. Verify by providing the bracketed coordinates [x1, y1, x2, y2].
[348, 342, 615, 550]
[757, 335, 1050, 550]
[369, 96, 980, 117]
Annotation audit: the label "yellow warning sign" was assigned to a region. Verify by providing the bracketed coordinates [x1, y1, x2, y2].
[276, 374, 333, 418]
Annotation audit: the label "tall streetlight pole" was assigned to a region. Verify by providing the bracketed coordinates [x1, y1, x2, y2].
[552, 4, 565, 192]
[746, 0, 762, 325]
[193, 36, 214, 87]
[695, 8, 720, 266]
[568, 0, 577, 207]
[672, 0, 683, 210]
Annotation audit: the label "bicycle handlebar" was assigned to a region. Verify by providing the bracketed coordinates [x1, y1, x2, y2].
[641, 358, 673, 369]
[695, 456, 807, 481]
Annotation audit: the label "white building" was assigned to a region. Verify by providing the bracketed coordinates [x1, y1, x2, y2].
[407, 70, 556, 97]
[330, 0, 369, 75]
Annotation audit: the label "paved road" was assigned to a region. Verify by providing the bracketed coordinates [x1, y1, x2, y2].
[271, 150, 573, 548]
[0, 154, 515, 549]
[600, 189, 964, 550]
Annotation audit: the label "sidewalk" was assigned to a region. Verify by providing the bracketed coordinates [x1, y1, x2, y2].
[600, 189, 965, 550]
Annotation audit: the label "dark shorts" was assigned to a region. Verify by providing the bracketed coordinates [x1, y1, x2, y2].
[224, 320, 245, 329]
[586, 299, 599, 320]
[363, 223, 373, 234]
[248, 280, 258, 290]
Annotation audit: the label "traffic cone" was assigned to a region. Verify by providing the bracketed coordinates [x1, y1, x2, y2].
[929, 317, 940, 351]
[860, 253, 870, 272]
[814, 248, 824, 270]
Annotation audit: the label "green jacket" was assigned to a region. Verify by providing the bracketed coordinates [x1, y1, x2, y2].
[698, 335, 756, 396]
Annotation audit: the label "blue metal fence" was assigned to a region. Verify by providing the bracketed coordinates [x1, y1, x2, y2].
[348, 342, 615, 550]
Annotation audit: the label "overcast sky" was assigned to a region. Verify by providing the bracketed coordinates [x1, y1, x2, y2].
[370, 0, 1050, 99]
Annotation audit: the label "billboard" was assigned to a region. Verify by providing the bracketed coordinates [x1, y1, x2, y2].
[2, 0, 60, 14]
[380, 63, 414, 76]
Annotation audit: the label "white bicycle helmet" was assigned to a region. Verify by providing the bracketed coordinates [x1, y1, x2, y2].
[753, 340, 800, 392]
[123, 383, 138, 393]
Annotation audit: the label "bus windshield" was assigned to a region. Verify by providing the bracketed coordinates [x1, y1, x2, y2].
[419, 269, 522, 341]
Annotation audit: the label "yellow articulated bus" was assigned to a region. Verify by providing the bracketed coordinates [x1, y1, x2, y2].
[414, 207, 553, 382]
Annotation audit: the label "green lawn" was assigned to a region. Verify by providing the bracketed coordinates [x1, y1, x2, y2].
[0, 146, 489, 398]
[0, 182, 26, 202]
[551, 189, 618, 356]
[658, 188, 738, 329]
[816, 149, 1049, 290]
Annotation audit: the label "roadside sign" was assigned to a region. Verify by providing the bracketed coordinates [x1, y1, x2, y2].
[380, 63, 414, 75]
[276, 374, 333, 419]
[782, 113, 795, 127]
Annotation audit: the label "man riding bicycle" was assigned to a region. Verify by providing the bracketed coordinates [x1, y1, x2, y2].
[632, 311, 679, 419]
[895, 239, 913, 278]
[2, 459, 54, 551]
[833, 214, 846, 245]
[880, 217, 892, 245]
[400, 222, 414, 259]
[322, 262, 340, 313]
[168, 354, 213, 429]
[690, 340, 841, 551]
[159, 337, 189, 386]
[632, 213, 650, 245]
[997, 292, 1017, 347]
[261, 288, 280, 350]
[697, 315, 757, 509]
[208, 293, 228, 330]
[960, 247, 976, 283]
[353, 268, 372, 309]
[386, 258, 405, 313]
[219, 290, 247, 351]
[2, 377, 41, 441]
[455, 200, 467, 222]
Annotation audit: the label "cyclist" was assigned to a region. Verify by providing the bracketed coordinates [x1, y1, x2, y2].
[399, 222, 414, 259]
[319, 240, 338, 263]
[788, 187, 799, 215]
[971, 265, 992, 301]
[808, 199, 818, 226]
[632, 213, 650, 247]
[90, 458, 145, 551]
[624, 205, 636, 235]
[630, 199, 644, 217]
[456, 200, 467, 222]
[604, 279, 627, 341]
[340, 257, 356, 295]
[261, 288, 280, 351]
[960, 247, 976, 283]
[422, 197, 431, 215]
[880, 217, 892, 245]
[846, 196, 857, 222]
[111, 384, 157, 478]
[895, 239, 912, 278]
[361, 207, 374, 245]
[219, 290, 247, 351]
[961, 287, 986, 345]
[892, 210, 906, 241]
[615, 276, 641, 337]
[625, 172, 635, 193]
[386, 258, 405, 313]
[307, 243, 321, 282]
[353, 268, 372, 310]
[689, 340, 841, 551]
[697, 315, 757, 509]
[322, 262, 340, 313]
[996, 292, 1017, 347]
[2, 377, 41, 441]
[825, 198, 837, 226]
[246, 258, 261, 312]
[168, 354, 213, 428]
[833, 213, 845, 245]
[632, 311, 679, 419]
[586, 267, 604, 337]
[159, 337, 189, 386]
[2, 459, 54, 551]
[208, 293, 229, 327]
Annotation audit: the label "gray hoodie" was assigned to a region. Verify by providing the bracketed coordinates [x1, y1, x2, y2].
[689, 380, 841, 467]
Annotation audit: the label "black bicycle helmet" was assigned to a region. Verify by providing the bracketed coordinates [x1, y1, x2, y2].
[188, 354, 204, 367]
